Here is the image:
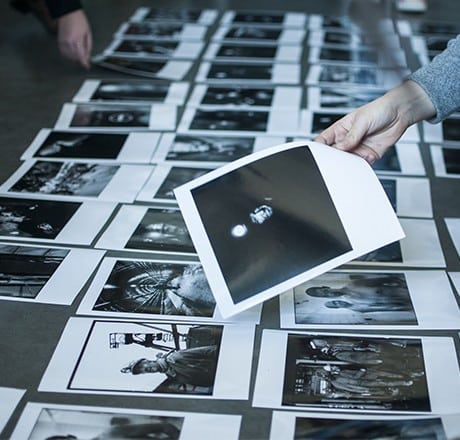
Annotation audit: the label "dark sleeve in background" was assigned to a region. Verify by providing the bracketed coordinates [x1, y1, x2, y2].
[45, 0, 82, 18]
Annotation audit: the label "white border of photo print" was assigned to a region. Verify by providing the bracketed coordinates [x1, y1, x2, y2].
[279, 269, 460, 330]
[0, 160, 154, 203]
[77, 256, 262, 324]
[12, 402, 242, 440]
[73, 79, 190, 106]
[352, 218, 445, 267]
[195, 61, 301, 85]
[0, 242, 105, 305]
[423, 115, 460, 144]
[39, 317, 255, 400]
[21, 129, 161, 164]
[95, 204, 196, 256]
[269, 411, 460, 440]
[253, 329, 460, 414]
[0, 195, 116, 245]
[430, 144, 460, 178]
[115, 21, 209, 41]
[178, 107, 300, 136]
[174, 140, 403, 317]
[130, 7, 219, 25]
[220, 11, 307, 28]
[0, 387, 25, 433]
[187, 84, 302, 110]
[55, 103, 177, 131]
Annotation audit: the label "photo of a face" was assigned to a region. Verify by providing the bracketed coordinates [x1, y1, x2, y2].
[207, 63, 272, 81]
[189, 109, 269, 131]
[71, 104, 151, 128]
[282, 334, 430, 411]
[293, 272, 417, 325]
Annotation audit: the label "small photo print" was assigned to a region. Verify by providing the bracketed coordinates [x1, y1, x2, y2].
[131, 7, 218, 25]
[306, 86, 384, 111]
[372, 143, 425, 176]
[213, 25, 306, 45]
[221, 11, 307, 28]
[431, 144, 460, 178]
[115, 21, 208, 41]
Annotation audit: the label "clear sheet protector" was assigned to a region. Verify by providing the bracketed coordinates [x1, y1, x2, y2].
[174, 140, 403, 318]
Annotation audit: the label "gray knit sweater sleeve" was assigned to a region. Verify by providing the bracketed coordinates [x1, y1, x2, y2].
[408, 34, 460, 123]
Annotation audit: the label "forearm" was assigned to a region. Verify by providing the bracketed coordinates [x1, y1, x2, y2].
[44, 0, 82, 18]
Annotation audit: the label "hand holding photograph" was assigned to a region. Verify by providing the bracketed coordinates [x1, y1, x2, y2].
[174, 141, 404, 317]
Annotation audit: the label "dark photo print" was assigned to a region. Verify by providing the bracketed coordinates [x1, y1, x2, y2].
[379, 178, 397, 211]
[232, 12, 285, 25]
[372, 147, 401, 173]
[93, 260, 216, 317]
[319, 47, 378, 64]
[126, 207, 195, 254]
[442, 146, 460, 174]
[283, 334, 430, 411]
[10, 161, 119, 197]
[28, 407, 184, 440]
[155, 167, 209, 200]
[92, 80, 170, 102]
[318, 65, 378, 86]
[191, 145, 352, 304]
[200, 86, 274, 106]
[165, 134, 255, 162]
[0, 197, 80, 239]
[215, 44, 277, 59]
[294, 272, 418, 325]
[294, 415, 446, 439]
[318, 88, 382, 109]
[312, 112, 345, 133]
[94, 56, 169, 78]
[189, 109, 268, 131]
[71, 104, 151, 128]
[442, 117, 460, 142]
[223, 26, 282, 41]
[0, 244, 68, 299]
[123, 22, 187, 38]
[207, 63, 273, 81]
[113, 40, 179, 57]
[356, 241, 403, 264]
[34, 131, 128, 160]
[143, 8, 203, 22]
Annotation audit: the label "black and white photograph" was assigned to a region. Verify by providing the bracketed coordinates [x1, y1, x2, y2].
[92, 54, 193, 80]
[130, 7, 218, 25]
[423, 115, 460, 143]
[308, 15, 394, 33]
[39, 317, 255, 399]
[270, 411, 460, 440]
[72, 79, 190, 106]
[301, 109, 420, 142]
[135, 164, 210, 203]
[115, 21, 208, 41]
[196, 61, 300, 84]
[77, 257, 261, 323]
[430, 144, 460, 178]
[307, 29, 401, 49]
[104, 39, 205, 60]
[174, 141, 403, 317]
[12, 403, 242, 440]
[178, 107, 300, 135]
[279, 269, 460, 329]
[95, 204, 196, 255]
[54, 103, 177, 131]
[352, 218, 445, 267]
[220, 10, 307, 28]
[187, 84, 302, 110]
[20, 129, 161, 163]
[305, 63, 408, 89]
[212, 25, 306, 45]
[203, 42, 302, 64]
[396, 18, 460, 37]
[152, 133, 283, 167]
[0, 160, 153, 203]
[0, 242, 104, 304]
[253, 330, 460, 414]
[372, 143, 425, 176]
[0, 195, 115, 245]
[0, 387, 24, 434]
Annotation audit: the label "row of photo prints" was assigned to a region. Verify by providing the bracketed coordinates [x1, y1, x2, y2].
[2, 6, 460, 439]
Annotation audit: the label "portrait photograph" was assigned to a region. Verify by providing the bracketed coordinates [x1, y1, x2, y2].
[39, 317, 255, 399]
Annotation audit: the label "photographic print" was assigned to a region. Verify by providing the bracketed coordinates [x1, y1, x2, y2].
[104, 39, 204, 60]
[39, 317, 255, 399]
[0, 387, 25, 434]
[396, 18, 460, 37]
[77, 256, 261, 323]
[196, 61, 300, 84]
[187, 84, 302, 110]
[212, 25, 306, 45]
[352, 218, 445, 267]
[424, 115, 460, 143]
[254, 330, 460, 414]
[95, 204, 195, 255]
[305, 64, 408, 89]
[308, 15, 394, 33]
[306, 86, 384, 111]
[0, 242, 104, 304]
[372, 143, 425, 176]
[203, 42, 302, 64]
[174, 141, 403, 317]
[308, 29, 401, 49]
[136, 164, 210, 203]
[0, 160, 153, 203]
[12, 403, 242, 440]
[55, 103, 177, 131]
[221, 11, 307, 28]
[115, 21, 208, 41]
[73, 79, 190, 106]
[0, 195, 115, 245]
[431, 144, 460, 178]
[92, 54, 193, 80]
[279, 269, 460, 329]
[178, 107, 300, 135]
[270, 411, 460, 440]
[131, 7, 218, 25]
[21, 129, 161, 163]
